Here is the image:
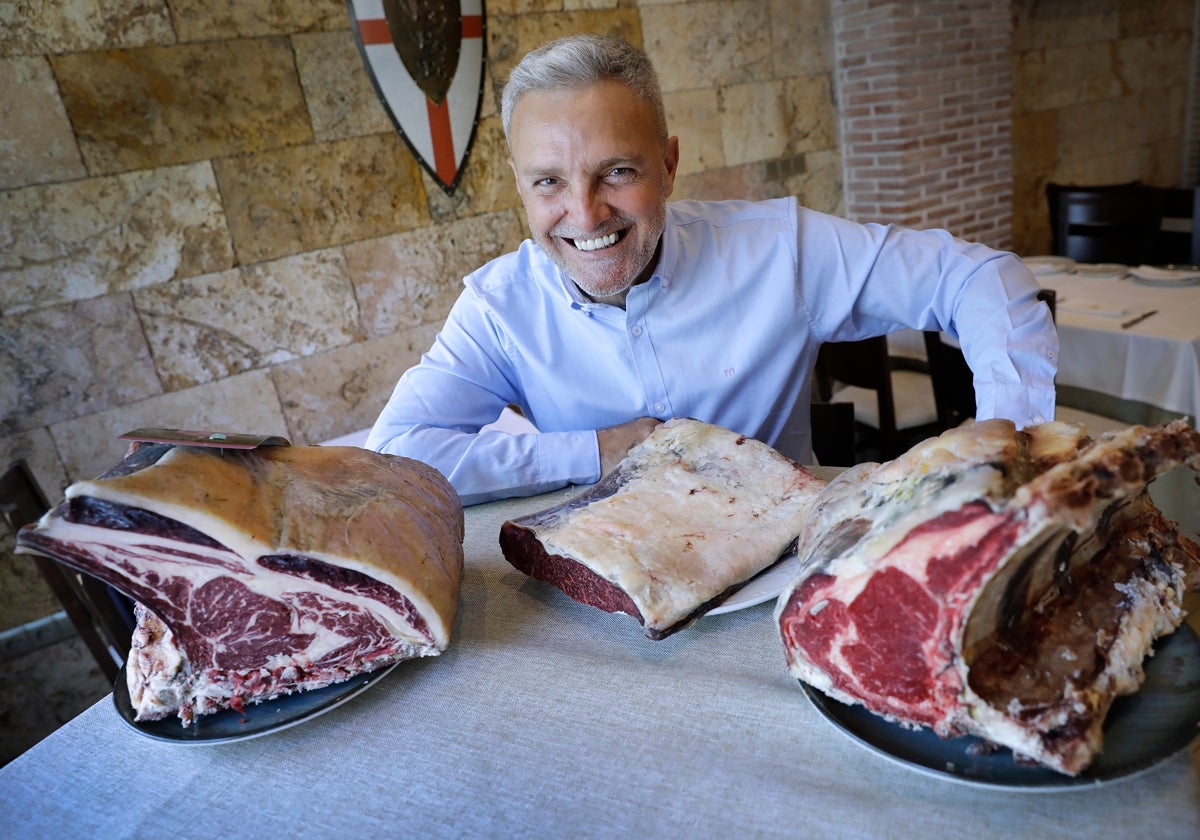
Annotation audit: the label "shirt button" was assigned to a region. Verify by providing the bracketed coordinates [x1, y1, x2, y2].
[654, 402, 666, 414]
[631, 325, 643, 337]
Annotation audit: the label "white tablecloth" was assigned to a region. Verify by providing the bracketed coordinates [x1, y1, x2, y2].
[889, 273, 1200, 424]
[1044, 272, 1200, 423]
[2, 475, 1199, 838]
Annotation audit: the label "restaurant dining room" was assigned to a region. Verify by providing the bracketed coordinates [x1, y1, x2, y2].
[2, 1, 1200, 836]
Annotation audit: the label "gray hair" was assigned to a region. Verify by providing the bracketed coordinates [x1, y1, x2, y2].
[500, 35, 668, 145]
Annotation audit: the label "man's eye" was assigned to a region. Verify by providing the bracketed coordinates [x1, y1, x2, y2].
[534, 177, 559, 189]
[608, 168, 635, 180]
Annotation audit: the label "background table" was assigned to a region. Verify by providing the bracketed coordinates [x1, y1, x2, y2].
[2, 476, 1198, 838]
[1047, 271, 1200, 425]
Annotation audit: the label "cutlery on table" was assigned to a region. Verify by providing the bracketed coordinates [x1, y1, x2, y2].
[1120, 310, 1158, 329]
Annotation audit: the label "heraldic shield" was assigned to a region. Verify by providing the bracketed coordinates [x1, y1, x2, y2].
[347, 0, 486, 194]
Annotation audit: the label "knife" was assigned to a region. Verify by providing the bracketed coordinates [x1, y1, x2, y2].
[1120, 309, 1158, 329]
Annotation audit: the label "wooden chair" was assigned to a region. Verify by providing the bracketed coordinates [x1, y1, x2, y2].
[1, 459, 133, 683]
[923, 290, 1057, 431]
[814, 336, 940, 460]
[1046, 181, 1165, 265]
[1154, 186, 1200, 265]
[809, 400, 856, 467]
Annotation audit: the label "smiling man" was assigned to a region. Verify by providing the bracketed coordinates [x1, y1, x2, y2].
[367, 34, 1058, 505]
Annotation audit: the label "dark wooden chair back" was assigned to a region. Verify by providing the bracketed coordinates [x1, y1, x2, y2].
[1155, 186, 1200, 265]
[809, 400, 856, 467]
[923, 289, 1057, 431]
[1, 459, 133, 683]
[1047, 182, 1165, 265]
[815, 336, 904, 459]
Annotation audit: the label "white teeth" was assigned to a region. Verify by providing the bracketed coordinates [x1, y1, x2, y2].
[574, 233, 619, 252]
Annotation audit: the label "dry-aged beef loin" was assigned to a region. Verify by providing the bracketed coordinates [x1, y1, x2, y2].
[500, 418, 826, 638]
[17, 442, 464, 725]
[776, 419, 1200, 775]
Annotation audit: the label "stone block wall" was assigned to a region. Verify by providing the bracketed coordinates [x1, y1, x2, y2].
[1010, 0, 1195, 255]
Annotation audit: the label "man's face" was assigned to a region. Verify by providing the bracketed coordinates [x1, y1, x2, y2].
[507, 80, 680, 305]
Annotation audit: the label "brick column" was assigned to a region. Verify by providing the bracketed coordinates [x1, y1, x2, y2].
[831, 0, 1015, 249]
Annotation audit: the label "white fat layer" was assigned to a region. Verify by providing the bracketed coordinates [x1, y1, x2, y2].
[33, 517, 431, 648]
[533, 424, 822, 627]
[574, 232, 618, 251]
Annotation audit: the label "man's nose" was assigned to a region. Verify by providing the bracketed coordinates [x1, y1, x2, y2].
[564, 185, 610, 230]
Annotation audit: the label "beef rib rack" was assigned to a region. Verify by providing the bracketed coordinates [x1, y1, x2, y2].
[776, 419, 1200, 775]
[17, 442, 464, 725]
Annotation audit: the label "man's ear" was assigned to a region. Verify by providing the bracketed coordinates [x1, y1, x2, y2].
[663, 136, 680, 198]
[507, 156, 521, 193]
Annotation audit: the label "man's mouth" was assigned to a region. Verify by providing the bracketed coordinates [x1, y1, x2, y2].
[572, 231, 621, 252]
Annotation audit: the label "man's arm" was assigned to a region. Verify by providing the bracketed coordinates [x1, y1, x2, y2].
[797, 209, 1058, 428]
[366, 292, 658, 506]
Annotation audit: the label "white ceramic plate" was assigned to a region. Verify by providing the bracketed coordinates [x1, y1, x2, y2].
[801, 623, 1200, 790]
[1130, 265, 1200, 286]
[707, 551, 802, 615]
[113, 661, 399, 744]
[1021, 255, 1075, 276]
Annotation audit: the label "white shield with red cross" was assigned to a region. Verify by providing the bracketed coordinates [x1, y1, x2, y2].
[348, 0, 486, 193]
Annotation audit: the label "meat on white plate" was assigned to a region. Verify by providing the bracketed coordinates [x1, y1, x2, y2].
[777, 418, 1200, 776]
[501, 418, 827, 639]
[17, 442, 464, 725]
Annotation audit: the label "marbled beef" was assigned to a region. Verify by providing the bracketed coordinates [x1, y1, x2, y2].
[777, 419, 1200, 775]
[17, 442, 464, 724]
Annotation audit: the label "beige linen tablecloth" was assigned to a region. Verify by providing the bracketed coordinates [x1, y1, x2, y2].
[2, 476, 1198, 838]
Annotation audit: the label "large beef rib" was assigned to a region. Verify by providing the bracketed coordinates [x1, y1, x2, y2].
[17, 442, 464, 725]
[776, 419, 1200, 775]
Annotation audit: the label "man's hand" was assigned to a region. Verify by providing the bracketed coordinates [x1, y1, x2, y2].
[597, 417, 662, 477]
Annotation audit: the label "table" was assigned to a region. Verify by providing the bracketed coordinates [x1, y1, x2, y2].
[1046, 271, 1200, 425]
[888, 272, 1200, 425]
[2, 477, 1199, 838]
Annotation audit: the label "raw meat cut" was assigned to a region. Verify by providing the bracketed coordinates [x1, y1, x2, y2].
[777, 419, 1200, 775]
[16, 442, 464, 725]
[500, 418, 826, 638]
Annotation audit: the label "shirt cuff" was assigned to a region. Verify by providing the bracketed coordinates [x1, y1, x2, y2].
[975, 383, 1057, 429]
[536, 429, 602, 487]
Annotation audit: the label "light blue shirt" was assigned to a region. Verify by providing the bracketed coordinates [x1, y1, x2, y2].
[368, 198, 1058, 505]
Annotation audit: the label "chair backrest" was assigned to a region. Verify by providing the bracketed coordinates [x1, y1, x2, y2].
[922, 289, 1057, 431]
[1, 459, 133, 682]
[922, 331, 975, 431]
[1047, 182, 1165, 265]
[1155, 186, 1200, 265]
[809, 400, 856, 467]
[815, 336, 900, 457]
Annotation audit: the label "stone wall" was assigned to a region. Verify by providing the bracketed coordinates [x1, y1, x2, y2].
[1010, 0, 1195, 255]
